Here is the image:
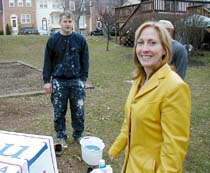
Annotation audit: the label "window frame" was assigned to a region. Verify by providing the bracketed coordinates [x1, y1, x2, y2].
[40, 0, 48, 8]
[79, 15, 86, 29]
[26, 0, 32, 7]
[69, 1, 75, 11]
[9, 0, 15, 7]
[21, 14, 31, 24]
[52, 0, 63, 9]
[17, 0, 23, 7]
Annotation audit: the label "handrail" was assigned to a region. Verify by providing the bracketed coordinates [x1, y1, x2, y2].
[117, 0, 210, 45]
[119, 4, 141, 32]
[187, 5, 210, 17]
[119, 1, 153, 34]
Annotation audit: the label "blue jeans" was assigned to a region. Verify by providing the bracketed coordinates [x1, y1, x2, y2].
[51, 78, 86, 140]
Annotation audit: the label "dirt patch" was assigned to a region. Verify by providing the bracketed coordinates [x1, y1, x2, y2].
[0, 61, 43, 96]
[0, 62, 90, 172]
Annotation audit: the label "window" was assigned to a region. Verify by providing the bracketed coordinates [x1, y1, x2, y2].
[40, 0, 48, 8]
[26, 0, 32, 7]
[9, 0, 15, 7]
[12, 20, 16, 27]
[42, 18, 47, 30]
[96, 20, 102, 28]
[69, 1, 75, 11]
[17, 0, 23, 7]
[21, 14, 31, 24]
[165, 1, 179, 12]
[52, 0, 62, 9]
[79, 15, 86, 29]
[11, 16, 17, 27]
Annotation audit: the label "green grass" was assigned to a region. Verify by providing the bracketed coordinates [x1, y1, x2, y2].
[0, 35, 209, 172]
[185, 65, 210, 172]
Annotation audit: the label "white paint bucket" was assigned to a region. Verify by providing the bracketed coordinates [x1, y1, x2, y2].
[80, 136, 105, 166]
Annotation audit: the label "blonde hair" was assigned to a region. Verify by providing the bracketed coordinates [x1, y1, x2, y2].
[132, 21, 172, 80]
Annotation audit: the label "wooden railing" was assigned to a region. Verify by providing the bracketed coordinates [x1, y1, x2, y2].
[117, 0, 210, 46]
[187, 5, 210, 18]
[115, 4, 138, 24]
[119, 1, 153, 37]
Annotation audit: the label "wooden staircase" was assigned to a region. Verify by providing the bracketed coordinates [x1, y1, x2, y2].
[187, 5, 210, 18]
[119, 1, 154, 47]
[117, 0, 210, 47]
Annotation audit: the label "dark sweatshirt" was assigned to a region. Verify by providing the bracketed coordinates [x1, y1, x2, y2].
[43, 32, 89, 84]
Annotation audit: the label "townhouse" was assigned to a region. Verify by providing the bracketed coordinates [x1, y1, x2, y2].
[0, 0, 92, 35]
[0, 0, 122, 35]
[36, 0, 63, 34]
[2, 0, 36, 35]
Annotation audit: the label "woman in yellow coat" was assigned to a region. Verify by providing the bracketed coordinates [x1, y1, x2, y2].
[108, 21, 191, 173]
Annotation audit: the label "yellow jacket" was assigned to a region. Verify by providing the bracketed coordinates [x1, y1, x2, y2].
[108, 64, 191, 173]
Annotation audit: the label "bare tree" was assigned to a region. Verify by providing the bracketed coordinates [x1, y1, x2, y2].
[99, 7, 116, 51]
[75, 0, 87, 32]
[59, 0, 67, 10]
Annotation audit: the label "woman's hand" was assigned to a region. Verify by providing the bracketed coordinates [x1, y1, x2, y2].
[109, 154, 114, 161]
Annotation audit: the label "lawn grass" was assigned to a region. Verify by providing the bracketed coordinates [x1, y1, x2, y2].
[0, 35, 209, 172]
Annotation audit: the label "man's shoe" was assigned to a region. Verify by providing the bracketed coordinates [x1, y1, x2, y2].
[73, 137, 82, 145]
[58, 138, 68, 148]
[54, 143, 63, 157]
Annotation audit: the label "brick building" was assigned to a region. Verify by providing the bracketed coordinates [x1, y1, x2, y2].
[2, 0, 36, 35]
[1, 0, 127, 35]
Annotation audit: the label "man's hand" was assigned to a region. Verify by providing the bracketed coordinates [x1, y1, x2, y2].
[43, 83, 52, 93]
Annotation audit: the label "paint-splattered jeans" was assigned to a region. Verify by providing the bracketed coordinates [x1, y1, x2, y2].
[51, 78, 86, 140]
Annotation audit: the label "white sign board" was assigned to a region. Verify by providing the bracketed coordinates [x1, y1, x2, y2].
[0, 131, 58, 173]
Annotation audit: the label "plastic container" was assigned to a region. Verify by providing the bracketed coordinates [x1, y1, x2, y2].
[98, 159, 106, 169]
[80, 136, 105, 166]
[90, 159, 113, 173]
[90, 165, 113, 173]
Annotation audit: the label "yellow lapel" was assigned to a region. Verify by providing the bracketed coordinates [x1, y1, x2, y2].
[134, 64, 170, 99]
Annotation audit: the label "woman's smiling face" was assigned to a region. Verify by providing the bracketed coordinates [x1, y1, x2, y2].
[136, 26, 166, 72]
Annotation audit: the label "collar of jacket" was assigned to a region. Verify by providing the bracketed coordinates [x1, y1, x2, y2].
[133, 63, 171, 99]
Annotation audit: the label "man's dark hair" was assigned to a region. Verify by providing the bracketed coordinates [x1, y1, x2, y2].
[59, 11, 73, 22]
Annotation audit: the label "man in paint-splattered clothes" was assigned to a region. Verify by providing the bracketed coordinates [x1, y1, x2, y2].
[42, 11, 89, 147]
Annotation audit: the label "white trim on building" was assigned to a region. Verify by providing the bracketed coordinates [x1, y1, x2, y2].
[36, 0, 63, 34]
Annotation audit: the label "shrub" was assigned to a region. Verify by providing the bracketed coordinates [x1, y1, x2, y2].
[6, 24, 11, 35]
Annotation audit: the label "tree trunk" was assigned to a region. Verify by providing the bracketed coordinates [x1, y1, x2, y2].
[106, 35, 109, 51]
[106, 27, 110, 51]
